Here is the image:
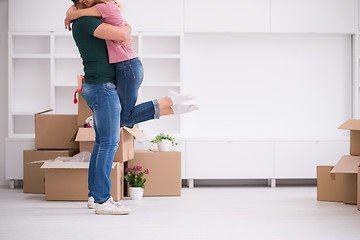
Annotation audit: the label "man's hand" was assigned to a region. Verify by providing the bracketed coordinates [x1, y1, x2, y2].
[120, 36, 133, 49]
[64, 18, 72, 31]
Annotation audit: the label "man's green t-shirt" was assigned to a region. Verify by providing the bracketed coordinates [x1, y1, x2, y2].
[72, 16, 115, 85]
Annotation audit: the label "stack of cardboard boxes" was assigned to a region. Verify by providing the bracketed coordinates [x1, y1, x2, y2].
[23, 110, 79, 194]
[317, 119, 360, 211]
[23, 93, 182, 201]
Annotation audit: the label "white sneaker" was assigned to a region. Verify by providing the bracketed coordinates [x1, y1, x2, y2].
[95, 198, 131, 215]
[88, 196, 121, 209]
[171, 104, 199, 114]
[168, 90, 195, 105]
[88, 196, 95, 209]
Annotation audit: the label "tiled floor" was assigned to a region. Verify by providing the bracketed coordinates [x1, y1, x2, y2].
[0, 186, 359, 240]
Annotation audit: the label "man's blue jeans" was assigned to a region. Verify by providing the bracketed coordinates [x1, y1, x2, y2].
[81, 82, 121, 203]
[115, 57, 160, 128]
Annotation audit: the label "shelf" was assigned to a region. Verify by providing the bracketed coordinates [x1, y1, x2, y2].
[13, 35, 50, 54]
[142, 82, 181, 87]
[9, 133, 36, 139]
[54, 82, 78, 87]
[142, 58, 180, 83]
[54, 54, 81, 59]
[142, 35, 180, 55]
[141, 54, 181, 59]
[12, 58, 51, 113]
[12, 54, 51, 59]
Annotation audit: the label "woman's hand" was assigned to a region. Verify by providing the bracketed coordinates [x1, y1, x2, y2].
[64, 18, 72, 31]
[120, 36, 133, 48]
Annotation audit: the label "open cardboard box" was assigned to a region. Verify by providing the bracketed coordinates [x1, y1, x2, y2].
[23, 149, 78, 194]
[35, 110, 79, 150]
[338, 119, 360, 156]
[41, 161, 123, 201]
[75, 127, 145, 162]
[317, 156, 360, 209]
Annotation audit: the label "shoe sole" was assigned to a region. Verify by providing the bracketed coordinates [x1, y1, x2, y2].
[95, 210, 131, 215]
[88, 204, 95, 209]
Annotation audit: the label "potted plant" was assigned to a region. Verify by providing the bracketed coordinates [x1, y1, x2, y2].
[125, 165, 149, 200]
[150, 133, 179, 151]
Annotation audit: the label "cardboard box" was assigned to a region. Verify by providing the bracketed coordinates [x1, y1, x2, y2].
[317, 166, 344, 202]
[330, 155, 360, 205]
[127, 150, 181, 196]
[338, 119, 360, 156]
[23, 150, 78, 194]
[35, 110, 79, 150]
[75, 127, 146, 162]
[77, 94, 92, 127]
[41, 161, 123, 201]
[358, 167, 360, 211]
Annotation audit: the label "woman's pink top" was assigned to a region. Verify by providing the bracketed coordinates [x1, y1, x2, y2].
[95, 1, 138, 63]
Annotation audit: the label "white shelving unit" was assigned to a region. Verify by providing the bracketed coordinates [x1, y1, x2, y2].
[8, 32, 82, 139]
[135, 32, 184, 136]
[8, 31, 184, 138]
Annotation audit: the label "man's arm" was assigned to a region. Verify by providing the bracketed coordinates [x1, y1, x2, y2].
[66, 5, 102, 21]
[93, 23, 132, 42]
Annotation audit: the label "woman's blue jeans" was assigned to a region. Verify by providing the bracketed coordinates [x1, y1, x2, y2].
[115, 57, 159, 128]
[81, 83, 121, 204]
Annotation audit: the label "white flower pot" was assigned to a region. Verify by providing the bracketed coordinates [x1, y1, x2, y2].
[157, 140, 171, 151]
[129, 187, 144, 200]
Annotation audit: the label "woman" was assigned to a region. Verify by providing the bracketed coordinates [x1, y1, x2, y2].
[66, 0, 198, 128]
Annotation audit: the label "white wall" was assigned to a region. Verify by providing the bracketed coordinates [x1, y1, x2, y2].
[0, 0, 8, 187]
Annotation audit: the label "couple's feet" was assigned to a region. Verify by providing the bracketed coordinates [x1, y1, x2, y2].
[88, 196, 130, 215]
[168, 91, 199, 114]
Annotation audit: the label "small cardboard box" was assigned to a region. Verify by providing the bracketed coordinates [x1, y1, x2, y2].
[77, 94, 92, 127]
[330, 155, 360, 205]
[35, 110, 79, 150]
[317, 166, 344, 202]
[358, 167, 360, 211]
[75, 127, 146, 162]
[41, 161, 123, 201]
[338, 119, 360, 156]
[23, 149, 78, 194]
[127, 150, 181, 196]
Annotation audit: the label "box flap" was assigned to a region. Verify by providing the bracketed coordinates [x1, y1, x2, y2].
[75, 128, 95, 142]
[330, 155, 360, 174]
[123, 127, 146, 138]
[41, 162, 117, 169]
[35, 109, 53, 115]
[338, 119, 360, 130]
[28, 159, 55, 164]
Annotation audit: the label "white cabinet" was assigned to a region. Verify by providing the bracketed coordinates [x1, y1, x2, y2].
[184, 0, 270, 32]
[271, 0, 358, 33]
[121, 0, 184, 32]
[186, 141, 275, 179]
[186, 139, 350, 180]
[9, 0, 71, 32]
[274, 141, 349, 179]
[5, 138, 35, 180]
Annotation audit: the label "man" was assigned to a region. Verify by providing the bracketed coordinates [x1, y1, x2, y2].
[66, 0, 131, 215]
